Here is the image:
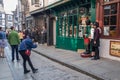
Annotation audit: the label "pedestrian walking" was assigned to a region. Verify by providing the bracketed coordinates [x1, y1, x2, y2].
[8, 27, 20, 62]
[91, 22, 101, 60]
[19, 36, 38, 74]
[18, 30, 24, 42]
[41, 26, 47, 44]
[0, 27, 7, 58]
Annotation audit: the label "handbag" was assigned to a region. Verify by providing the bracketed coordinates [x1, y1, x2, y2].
[25, 49, 31, 56]
[24, 42, 31, 56]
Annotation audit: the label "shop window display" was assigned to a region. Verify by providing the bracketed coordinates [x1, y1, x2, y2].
[57, 7, 91, 38]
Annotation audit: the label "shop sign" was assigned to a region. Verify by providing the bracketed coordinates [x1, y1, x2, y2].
[110, 41, 120, 57]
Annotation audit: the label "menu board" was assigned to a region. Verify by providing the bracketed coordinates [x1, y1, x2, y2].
[110, 41, 120, 57]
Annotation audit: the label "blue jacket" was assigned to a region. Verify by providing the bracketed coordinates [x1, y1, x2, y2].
[19, 37, 37, 51]
[0, 31, 6, 39]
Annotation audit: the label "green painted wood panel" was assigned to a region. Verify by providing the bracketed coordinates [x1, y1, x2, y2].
[55, 0, 96, 51]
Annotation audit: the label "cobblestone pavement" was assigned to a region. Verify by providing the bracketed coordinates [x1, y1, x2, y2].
[5, 46, 95, 80]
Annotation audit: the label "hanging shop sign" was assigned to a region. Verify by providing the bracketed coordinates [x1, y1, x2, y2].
[110, 41, 120, 57]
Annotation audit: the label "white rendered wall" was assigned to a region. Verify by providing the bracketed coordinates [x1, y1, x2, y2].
[100, 39, 120, 61]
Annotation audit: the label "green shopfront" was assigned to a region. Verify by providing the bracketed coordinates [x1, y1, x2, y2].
[54, 0, 96, 51]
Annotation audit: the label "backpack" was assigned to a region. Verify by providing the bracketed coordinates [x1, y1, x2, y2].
[0, 32, 3, 39]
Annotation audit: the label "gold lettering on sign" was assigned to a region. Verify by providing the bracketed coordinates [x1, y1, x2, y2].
[110, 41, 120, 57]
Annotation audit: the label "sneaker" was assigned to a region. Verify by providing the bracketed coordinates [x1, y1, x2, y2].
[24, 70, 30, 74]
[32, 69, 38, 73]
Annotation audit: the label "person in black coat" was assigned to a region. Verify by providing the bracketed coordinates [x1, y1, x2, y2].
[91, 22, 101, 60]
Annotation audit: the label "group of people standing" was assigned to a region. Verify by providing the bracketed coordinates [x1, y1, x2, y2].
[90, 22, 101, 60]
[24, 26, 47, 44]
[83, 21, 101, 60]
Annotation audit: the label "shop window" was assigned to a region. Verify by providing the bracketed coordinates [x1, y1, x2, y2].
[57, 9, 78, 38]
[103, 3, 117, 37]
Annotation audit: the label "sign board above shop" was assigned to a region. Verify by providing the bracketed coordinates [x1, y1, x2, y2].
[110, 41, 120, 57]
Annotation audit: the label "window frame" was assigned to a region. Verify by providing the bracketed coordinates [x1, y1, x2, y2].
[102, 0, 120, 38]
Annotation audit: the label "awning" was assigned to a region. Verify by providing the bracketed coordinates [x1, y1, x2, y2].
[25, 16, 33, 21]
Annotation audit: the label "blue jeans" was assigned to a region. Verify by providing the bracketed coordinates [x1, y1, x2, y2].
[11, 45, 19, 60]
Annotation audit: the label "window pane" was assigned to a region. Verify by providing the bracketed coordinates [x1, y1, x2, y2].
[111, 4, 117, 14]
[104, 16, 109, 25]
[74, 16, 77, 26]
[109, 26, 116, 36]
[69, 25, 72, 37]
[69, 16, 72, 24]
[62, 18, 64, 36]
[104, 5, 110, 15]
[110, 16, 116, 25]
[66, 25, 68, 36]
[69, 16, 73, 37]
[73, 16, 77, 37]
[104, 26, 109, 36]
[65, 18, 68, 36]
[58, 18, 62, 36]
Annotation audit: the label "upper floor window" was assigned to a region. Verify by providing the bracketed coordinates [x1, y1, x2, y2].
[31, 0, 39, 5]
[8, 15, 13, 21]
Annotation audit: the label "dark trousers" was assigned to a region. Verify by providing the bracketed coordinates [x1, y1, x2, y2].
[94, 47, 99, 59]
[11, 45, 19, 60]
[41, 34, 45, 44]
[19, 50, 34, 71]
[92, 46, 100, 59]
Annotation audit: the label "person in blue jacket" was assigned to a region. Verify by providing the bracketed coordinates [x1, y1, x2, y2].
[0, 27, 7, 58]
[19, 36, 38, 74]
